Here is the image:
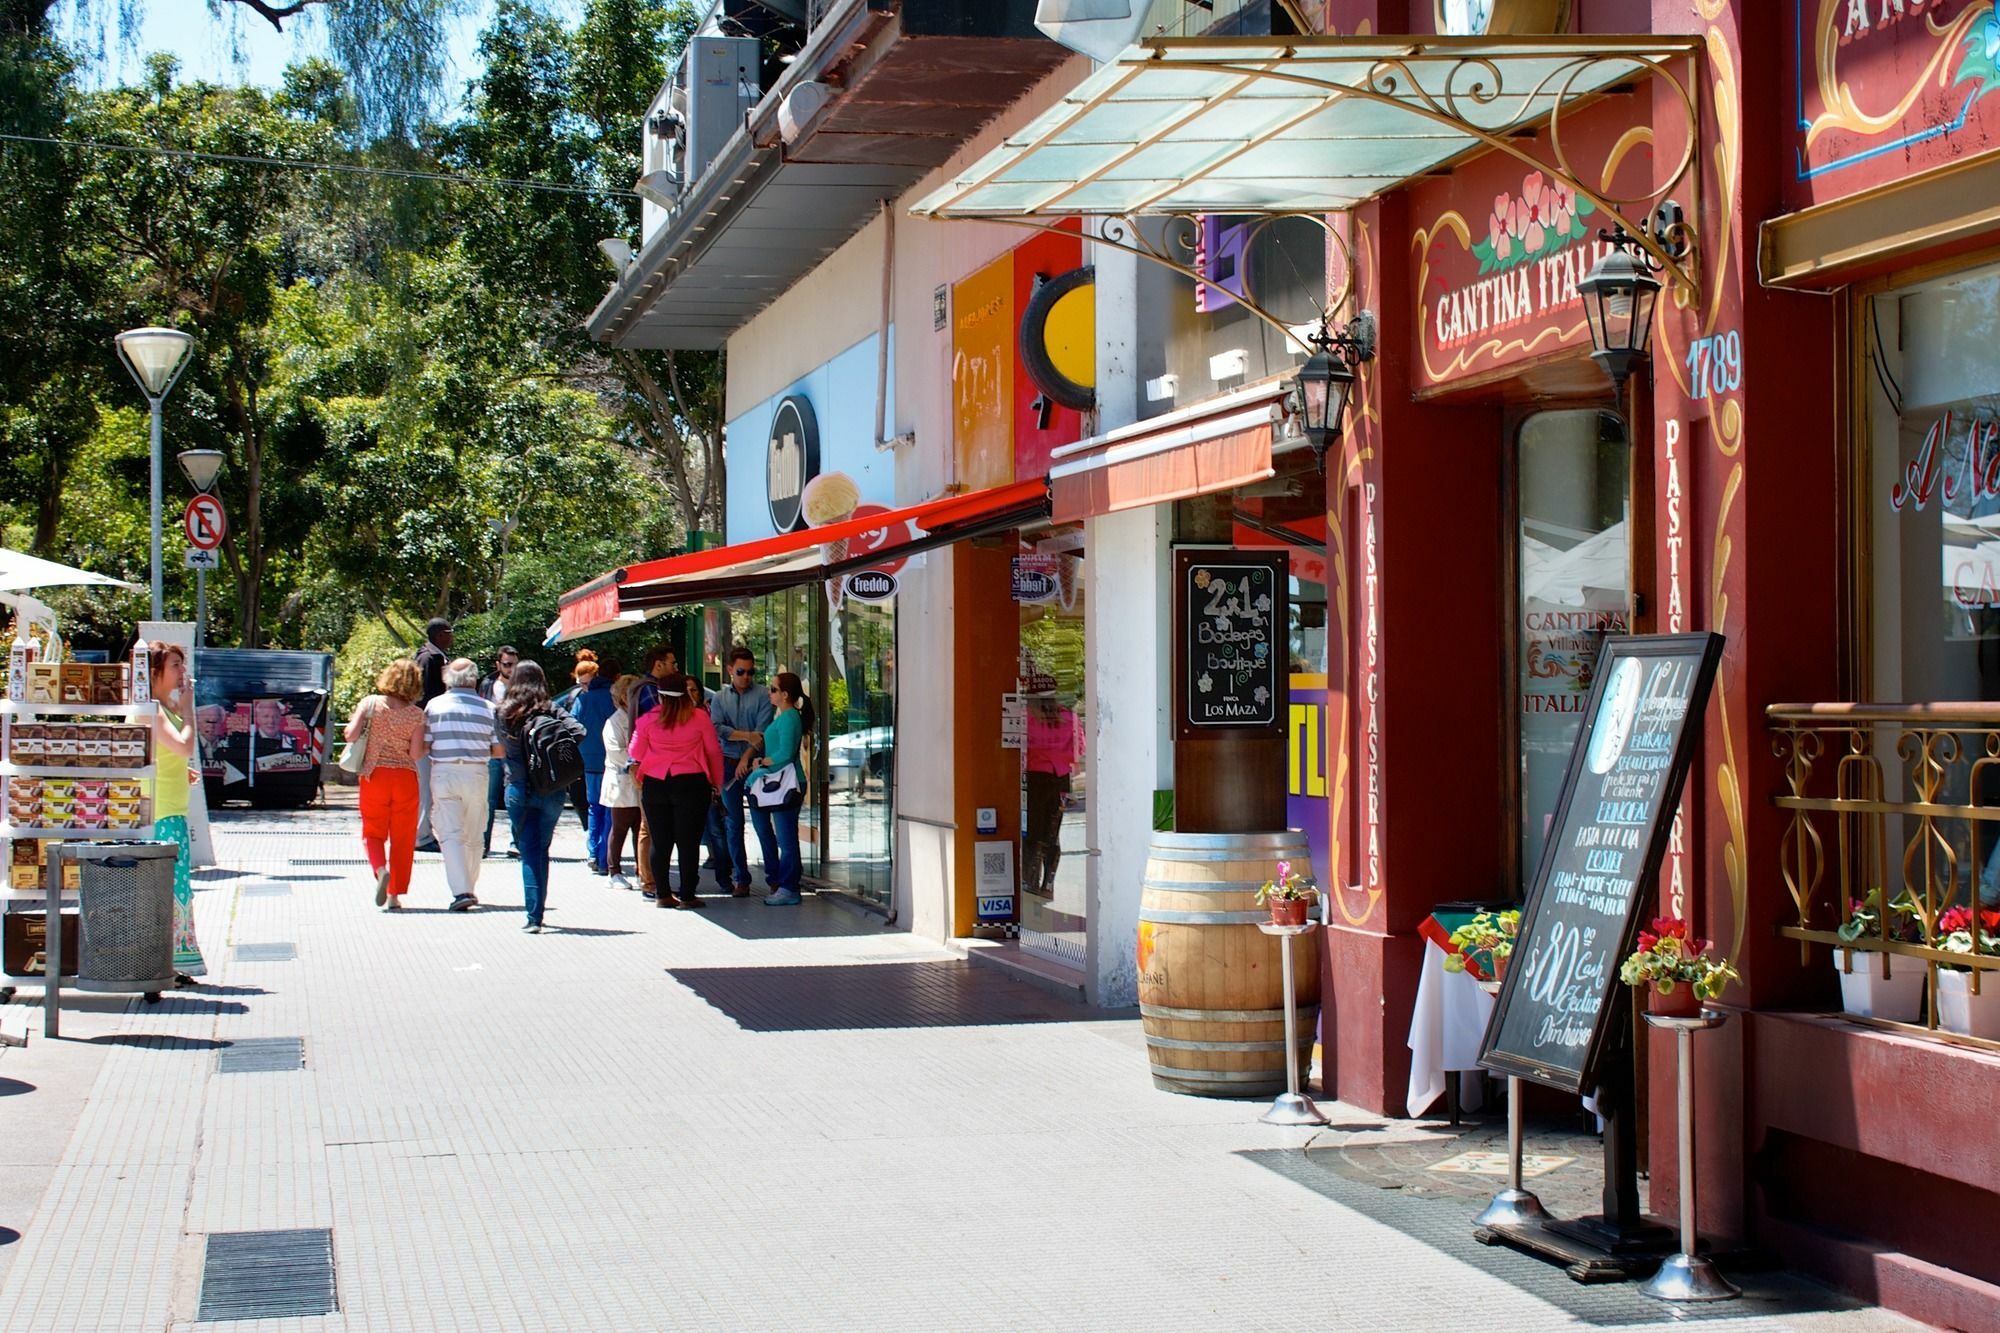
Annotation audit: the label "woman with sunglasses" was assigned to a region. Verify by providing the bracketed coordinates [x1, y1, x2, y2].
[749, 672, 814, 907]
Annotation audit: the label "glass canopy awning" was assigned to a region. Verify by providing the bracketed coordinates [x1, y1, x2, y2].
[909, 35, 1699, 223]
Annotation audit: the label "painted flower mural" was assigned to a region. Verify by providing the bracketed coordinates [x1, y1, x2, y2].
[1472, 170, 1595, 274]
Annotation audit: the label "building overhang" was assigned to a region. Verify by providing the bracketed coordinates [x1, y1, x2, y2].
[587, 5, 1073, 351]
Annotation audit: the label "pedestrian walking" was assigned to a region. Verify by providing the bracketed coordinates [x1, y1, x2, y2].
[424, 657, 497, 912]
[495, 661, 575, 933]
[345, 660, 428, 911]
[750, 671, 813, 907]
[566, 648, 617, 875]
[628, 670, 723, 910]
[601, 674, 643, 890]
[412, 617, 452, 852]
[146, 641, 205, 981]
[710, 645, 778, 898]
[479, 645, 518, 858]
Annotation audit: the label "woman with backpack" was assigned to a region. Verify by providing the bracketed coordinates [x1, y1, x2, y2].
[627, 671, 723, 910]
[749, 672, 814, 907]
[496, 660, 575, 933]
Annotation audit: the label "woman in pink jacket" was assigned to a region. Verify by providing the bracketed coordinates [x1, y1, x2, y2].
[626, 672, 724, 910]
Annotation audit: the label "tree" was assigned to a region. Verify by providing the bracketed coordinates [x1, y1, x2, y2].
[450, 0, 726, 544]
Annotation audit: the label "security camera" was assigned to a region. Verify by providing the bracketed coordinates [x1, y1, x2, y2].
[597, 238, 634, 270]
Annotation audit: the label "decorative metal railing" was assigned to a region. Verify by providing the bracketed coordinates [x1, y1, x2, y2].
[1770, 703, 2000, 1042]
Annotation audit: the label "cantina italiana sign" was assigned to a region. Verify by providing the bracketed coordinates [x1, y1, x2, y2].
[1410, 98, 1679, 392]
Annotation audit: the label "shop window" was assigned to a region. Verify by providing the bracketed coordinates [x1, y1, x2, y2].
[1019, 534, 1087, 964]
[1517, 408, 1630, 883]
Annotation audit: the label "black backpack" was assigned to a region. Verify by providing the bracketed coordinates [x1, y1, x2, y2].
[520, 708, 587, 795]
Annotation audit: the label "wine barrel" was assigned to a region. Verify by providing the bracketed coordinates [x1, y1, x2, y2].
[1137, 829, 1318, 1097]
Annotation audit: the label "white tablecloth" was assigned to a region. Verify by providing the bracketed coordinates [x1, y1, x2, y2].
[1405, 939, 1496, 1118]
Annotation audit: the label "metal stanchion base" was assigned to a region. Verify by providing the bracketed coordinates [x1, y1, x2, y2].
[1473, 1188, 1551, 1229]
[1259, 1092, 1329, 1126]
[1639, 1252, 1740, 1302]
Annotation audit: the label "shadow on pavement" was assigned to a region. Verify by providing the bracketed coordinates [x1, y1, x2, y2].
[668, 959, 1106, 1032]
[88, 1034, 231, 1050]
[685, 894, 888, 942]
[1239, 1145, 1873, 1326]
[0, 1227, 19, 1246]
[0, 1077, 33, 1096]
[546, 925, 640, 937]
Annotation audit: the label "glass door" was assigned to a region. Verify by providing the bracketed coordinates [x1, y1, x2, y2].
[823, 593, 896, 906]
[1019, 541, 1087, 966]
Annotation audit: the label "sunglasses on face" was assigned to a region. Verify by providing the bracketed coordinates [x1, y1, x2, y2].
[732, 668, 752, 677]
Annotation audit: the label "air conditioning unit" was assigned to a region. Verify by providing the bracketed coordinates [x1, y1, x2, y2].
[638, 35, 762, 245]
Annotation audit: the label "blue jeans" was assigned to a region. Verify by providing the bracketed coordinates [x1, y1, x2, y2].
[749, 789, 803, 894]
[505, 784, 567, 925]
[485, 759, 504, 852]
[584, 771, 609, 870]
[717, 772, 780, 888]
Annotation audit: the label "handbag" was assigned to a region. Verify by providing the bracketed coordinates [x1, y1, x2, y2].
[749, 763, 799, 808]
[337, 700, 370, 775]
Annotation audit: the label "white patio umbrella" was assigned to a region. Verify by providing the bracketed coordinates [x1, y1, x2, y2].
[0, 546, 144, 596]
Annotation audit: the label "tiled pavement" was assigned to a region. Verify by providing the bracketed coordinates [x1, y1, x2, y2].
[0, 802, 1920, 1332]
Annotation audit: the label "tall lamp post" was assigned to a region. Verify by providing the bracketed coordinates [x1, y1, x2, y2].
[177, 448, 224, 648]
[115, 327, 197, 621]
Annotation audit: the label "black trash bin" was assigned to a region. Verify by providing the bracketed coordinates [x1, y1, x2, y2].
[54, 842, 179, 997]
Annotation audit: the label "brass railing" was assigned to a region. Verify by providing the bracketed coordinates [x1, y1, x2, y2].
[1769, 703, 2000, 1042]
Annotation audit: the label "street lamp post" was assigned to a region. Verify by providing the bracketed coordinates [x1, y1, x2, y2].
[115, 328, 197, 621]
[177, 448, 224, 648]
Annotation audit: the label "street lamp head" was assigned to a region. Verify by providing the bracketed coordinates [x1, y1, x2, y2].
[1291, 311, 1376, 472]
[1579, 232, 1662, 390]
[115, 326, 196, 398]
[177, 447, 224, 494]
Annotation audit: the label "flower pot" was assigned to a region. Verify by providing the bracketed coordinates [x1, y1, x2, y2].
[1646, 984, 1702, 1019]
[1835, 954, 1924, 1023]
[1493, 952, 1510, 984]
[1268, 896, 1310, 928]
[1936, 969, 2000, 1040]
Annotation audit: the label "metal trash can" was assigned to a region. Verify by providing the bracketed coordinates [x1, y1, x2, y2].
[53, 843, 178, 996]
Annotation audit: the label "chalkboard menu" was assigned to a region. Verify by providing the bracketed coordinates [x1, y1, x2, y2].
[1479, 633, 1725, 1094]
[1174, 551, 1285, 733]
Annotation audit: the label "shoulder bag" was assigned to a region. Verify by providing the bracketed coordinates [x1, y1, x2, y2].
[337, 697, 372, 775]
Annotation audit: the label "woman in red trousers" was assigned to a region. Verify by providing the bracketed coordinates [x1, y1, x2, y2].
[344, 659, 428, 910]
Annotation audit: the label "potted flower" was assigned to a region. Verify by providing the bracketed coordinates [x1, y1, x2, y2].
[1442, 909, 1520, 983]
[1255, 860, 1317, 927]
[1936, 904, 2000, 1039]
[1618, 917, 1740, 1018]
[1834, 889, 1925, 1021]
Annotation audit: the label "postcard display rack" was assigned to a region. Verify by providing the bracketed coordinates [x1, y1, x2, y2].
[1, 654, 158, 1006]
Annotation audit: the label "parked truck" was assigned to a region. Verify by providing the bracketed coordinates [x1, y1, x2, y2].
[192, 648, 333, 809]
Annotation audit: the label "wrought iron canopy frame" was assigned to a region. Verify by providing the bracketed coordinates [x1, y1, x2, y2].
[911, 34, 1704, 347]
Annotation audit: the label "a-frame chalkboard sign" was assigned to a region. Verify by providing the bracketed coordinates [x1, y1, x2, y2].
[1480, 632, 1725, 1093]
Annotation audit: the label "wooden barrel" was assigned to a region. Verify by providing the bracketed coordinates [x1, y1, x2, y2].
[1137, 829, 1318, 1097]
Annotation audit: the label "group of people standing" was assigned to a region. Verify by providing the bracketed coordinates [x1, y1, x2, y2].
[344, 620, 813, 932]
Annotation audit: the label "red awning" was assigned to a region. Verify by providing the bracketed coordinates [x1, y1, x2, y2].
[553, 478, 1050, 642]
[1046, 378, 1286, 524]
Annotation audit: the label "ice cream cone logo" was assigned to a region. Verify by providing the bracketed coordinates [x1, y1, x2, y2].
[801, 471, 862, 563]
[1056, 554, 1080, 610]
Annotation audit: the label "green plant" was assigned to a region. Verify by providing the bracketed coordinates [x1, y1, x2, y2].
[1618, 917, 1740, 1002]
[1837, 887, 1924, 945]
[1442, 909, 1519, 980]
[1255, 860, 1316, 905]
[1938, 905, 2000, 965]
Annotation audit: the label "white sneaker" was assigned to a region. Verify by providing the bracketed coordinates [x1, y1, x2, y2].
[608, 873, 632, 891]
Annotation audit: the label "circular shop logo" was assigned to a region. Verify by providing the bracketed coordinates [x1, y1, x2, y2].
[845, 570, 897, 602]
[766, 395, 820, 534]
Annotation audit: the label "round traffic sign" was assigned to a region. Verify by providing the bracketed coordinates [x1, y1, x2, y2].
[184, 493, 226, 550]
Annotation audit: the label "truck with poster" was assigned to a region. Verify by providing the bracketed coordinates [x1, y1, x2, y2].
[192, 648, 333, 808]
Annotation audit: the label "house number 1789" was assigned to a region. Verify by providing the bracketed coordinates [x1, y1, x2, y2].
[1684, 330, 1742, 400]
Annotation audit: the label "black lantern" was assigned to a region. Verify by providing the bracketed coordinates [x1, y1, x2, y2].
[1578, 230, 1662, 388]
[1293, 311, 1375, 472]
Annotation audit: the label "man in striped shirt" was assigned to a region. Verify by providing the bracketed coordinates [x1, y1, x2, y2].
[424, 658, 499, 912]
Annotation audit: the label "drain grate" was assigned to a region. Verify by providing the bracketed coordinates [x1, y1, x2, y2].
[286, 857, 368, 866]
[234, 942, 296, 963]
[217, 1037, 305, 1073]
[240, 882, 292, 898]
[196, 1227, 336, 1321]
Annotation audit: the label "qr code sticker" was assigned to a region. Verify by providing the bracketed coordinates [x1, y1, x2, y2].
[980, 850, 1008, 877]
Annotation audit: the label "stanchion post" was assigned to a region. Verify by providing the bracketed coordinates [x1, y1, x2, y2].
[1638, 1010, 1737, 1302]
[1473, 1075, 1552, 1229]
[1258, 919, 1327, 1127]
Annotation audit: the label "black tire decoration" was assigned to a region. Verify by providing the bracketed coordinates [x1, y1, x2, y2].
[1018, 265, 1096, 413]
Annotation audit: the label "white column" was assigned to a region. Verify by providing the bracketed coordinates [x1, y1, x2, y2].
[1082, 227, 1167, 1007]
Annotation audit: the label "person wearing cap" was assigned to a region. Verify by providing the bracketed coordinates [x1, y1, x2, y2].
[1022, 673, 1082, 900]
[412, 616, 453, 852]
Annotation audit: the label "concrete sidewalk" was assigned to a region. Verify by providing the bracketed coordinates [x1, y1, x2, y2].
[0, 806, 1915, 1331]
